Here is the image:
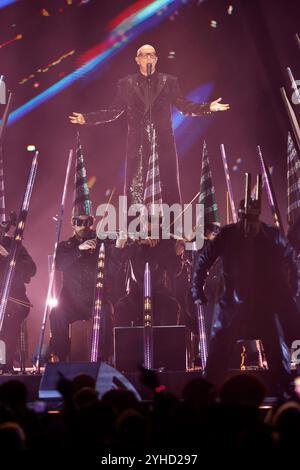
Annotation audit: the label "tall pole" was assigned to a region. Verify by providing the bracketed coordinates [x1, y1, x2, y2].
[143, 262, 153, 370]
[34, 150, 73, 372]
[257, 145, 284, 234]
[90, 243, 105, 363]
[220, 144, 237, 223]
[0, 151, 39, 332]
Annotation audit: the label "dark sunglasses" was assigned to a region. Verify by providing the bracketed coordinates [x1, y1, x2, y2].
[72, 217, 94, 227]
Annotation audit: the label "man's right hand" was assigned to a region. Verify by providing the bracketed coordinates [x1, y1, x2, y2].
[78, 239, 97, 251]
[69, 112, 85, 125]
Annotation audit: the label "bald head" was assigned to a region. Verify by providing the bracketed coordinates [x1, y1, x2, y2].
[136, 44, 156, 57]
[135, 44, 158, 76]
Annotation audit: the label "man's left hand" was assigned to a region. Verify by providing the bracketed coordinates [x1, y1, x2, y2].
[210, 97, 230, 112]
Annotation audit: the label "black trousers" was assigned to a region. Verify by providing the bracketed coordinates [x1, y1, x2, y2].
[205, 301, 299, 392]
[49, 301, 114, 361]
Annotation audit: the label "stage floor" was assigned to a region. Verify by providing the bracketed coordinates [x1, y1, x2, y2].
[0, 366, 279, 407]
[0, 368, 204, 402]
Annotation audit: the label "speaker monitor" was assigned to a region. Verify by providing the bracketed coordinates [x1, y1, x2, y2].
[39, 362, 141, 400]
[114, 325, 187, 372]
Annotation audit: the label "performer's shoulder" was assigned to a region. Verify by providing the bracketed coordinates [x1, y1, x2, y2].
[219, 223, 237, 234]
[261, 222, 283, 241]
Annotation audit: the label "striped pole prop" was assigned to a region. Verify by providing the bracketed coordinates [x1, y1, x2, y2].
[35, 150, 73, 372]
[143, 262, 153, 370]
[196, 303, 208, 371]
[280, 87, 300, 154]
[90, 243, 105, 363]
[0, 151, 39, 332]
[0, 148, 6, 223]
[0, 89, 13, 224]
[220, 144, 237, 223]
[257, 145, 284, 234]
[287, 132, 300, 225]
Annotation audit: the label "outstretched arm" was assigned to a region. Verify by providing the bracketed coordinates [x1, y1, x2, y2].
[172, 77, 229, 116]
[69, 79, 125, 125]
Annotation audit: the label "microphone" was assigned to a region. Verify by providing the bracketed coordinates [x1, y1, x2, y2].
[146, 63, 152, 79]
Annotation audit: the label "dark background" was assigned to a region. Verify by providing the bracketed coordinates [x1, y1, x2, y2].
[0, 0, 299, 360]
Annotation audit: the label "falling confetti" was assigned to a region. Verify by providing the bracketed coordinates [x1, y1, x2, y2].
[0, 33, 22, 49]
[41, 8, 50, 16]
[88, 176, 97, 189]
[19, 50, 75, 85]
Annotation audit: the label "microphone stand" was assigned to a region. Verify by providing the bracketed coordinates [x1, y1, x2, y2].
[147, 63, 153, 128]
[146, 63, 155, 214]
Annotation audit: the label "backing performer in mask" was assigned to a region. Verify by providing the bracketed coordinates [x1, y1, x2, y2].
[192, 175, 300, 393]
[49, 142, 113, 362]
[0, 219, 36, 372]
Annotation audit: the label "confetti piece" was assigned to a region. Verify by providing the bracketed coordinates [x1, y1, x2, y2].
[0, 33, 22, 49]
[41, 8, 50, 16]
[19, 50, 75, 85]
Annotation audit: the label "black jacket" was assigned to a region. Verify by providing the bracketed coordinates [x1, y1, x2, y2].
[56, 235, 113, 315]
[83, 72, 211, 206]
[0, 236, 36, 318]
[192, 222, 299, 309]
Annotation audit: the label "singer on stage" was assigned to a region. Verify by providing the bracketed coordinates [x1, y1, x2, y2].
[69, 44, 229, 206]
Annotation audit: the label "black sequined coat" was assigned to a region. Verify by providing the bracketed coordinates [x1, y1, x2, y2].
[83, 72, 211, 206]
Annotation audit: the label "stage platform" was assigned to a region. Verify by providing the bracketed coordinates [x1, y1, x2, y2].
[0, 366, 280, 407]
[0, 369, 204, 402]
